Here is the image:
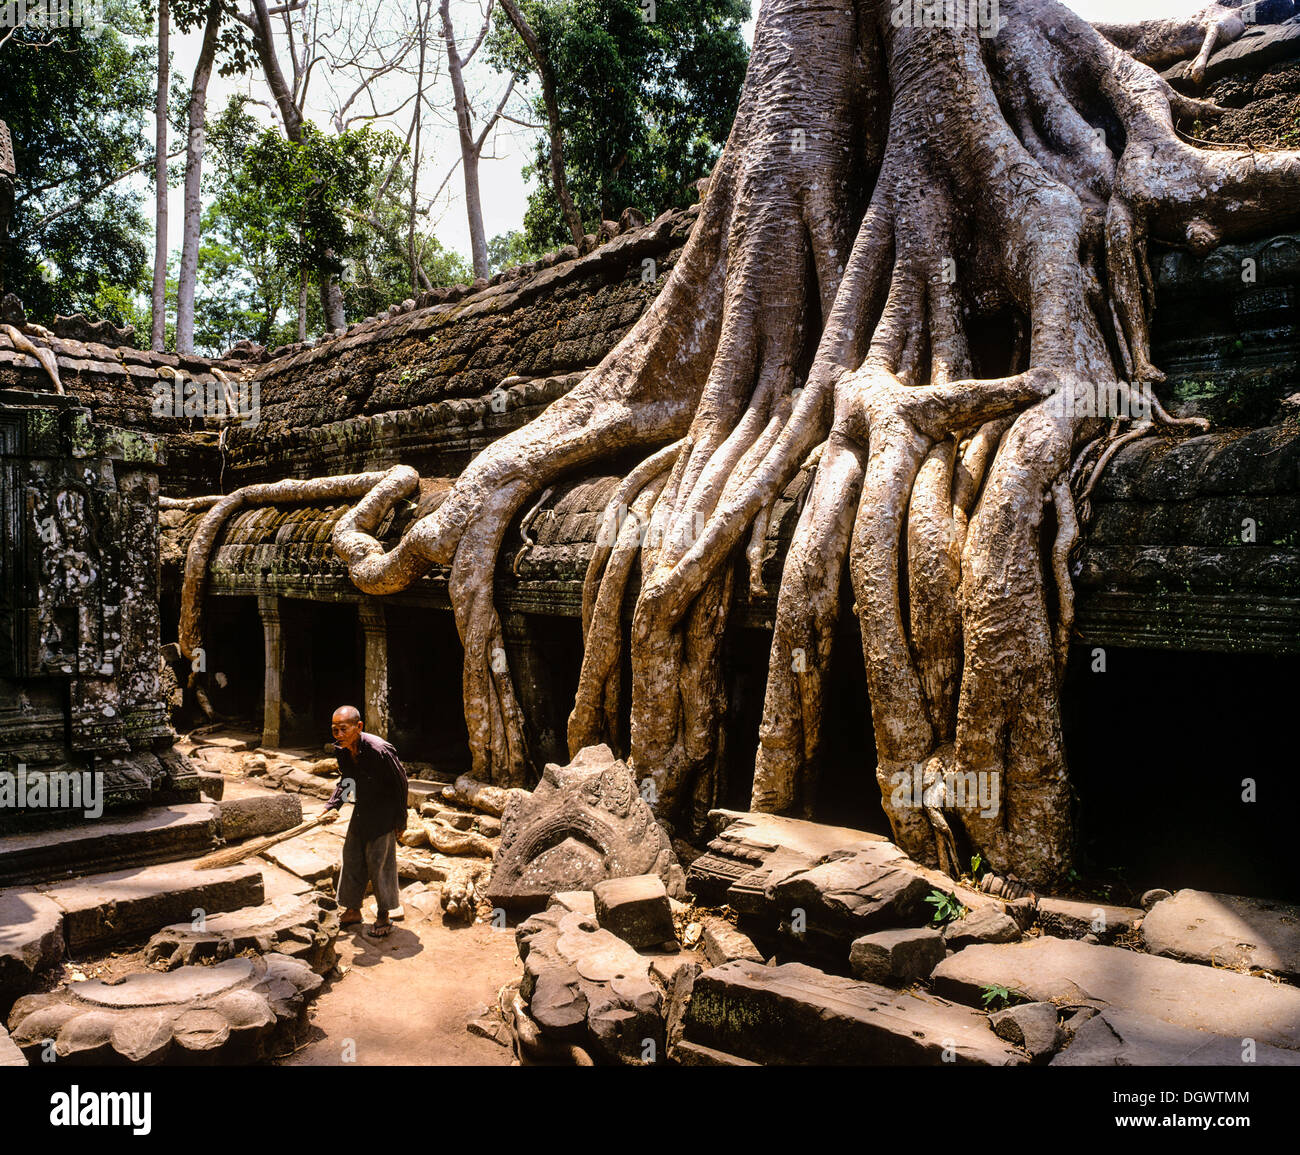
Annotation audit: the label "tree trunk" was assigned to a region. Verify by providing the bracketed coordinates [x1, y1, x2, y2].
[296, 266, 308, 342]
[318, 0, 1300, 884]
[319, 269, 345, 333]
[175, 0, 222, 356]
[150, 0, 170, 352]
[498, 0, 584, 247]
[441, 0, 490, 279]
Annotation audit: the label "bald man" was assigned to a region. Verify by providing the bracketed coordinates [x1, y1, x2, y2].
[321, 706, 408, 938]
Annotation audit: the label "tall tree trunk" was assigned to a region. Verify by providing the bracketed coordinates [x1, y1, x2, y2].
[175, 0, 221, 356]
[498, 0, 584, 246]
[296, 265, 308, 342]
[441, 0, 489, 279]
[412, 0, 430, 290]
[151, 0, 170, 352]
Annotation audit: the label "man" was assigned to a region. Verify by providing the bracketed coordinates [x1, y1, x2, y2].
[321, 706, 408, 938]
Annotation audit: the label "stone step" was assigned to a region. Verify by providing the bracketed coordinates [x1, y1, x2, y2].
[32, 861, 265, 952]
[680, 959, 1025, 1065]
[0, 803, 220, 888]
[932, 938, 1300, 1052]
[1141, 889, 1300, 981]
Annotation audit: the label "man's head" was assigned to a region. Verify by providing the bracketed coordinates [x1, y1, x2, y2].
[331, 705, 362, 752]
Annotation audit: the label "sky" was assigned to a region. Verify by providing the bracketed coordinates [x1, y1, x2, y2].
[148, 0, 1201, 273]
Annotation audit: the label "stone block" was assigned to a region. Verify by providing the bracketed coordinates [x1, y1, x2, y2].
[593, 874, 676, 949]
[943, 906, 1022, 949]
[989, 1002, 1062, 1061]
[1054, 1007, 1300, 1066]
[849, 927, 946, 985]
[1037, 896, 1143, 945]
[700, 917, 764, 968]
[219, 793, 302, 842]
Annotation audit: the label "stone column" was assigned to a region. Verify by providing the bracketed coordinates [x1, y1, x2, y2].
[258, 595, 284, 749]
[359, 601, 390, 741]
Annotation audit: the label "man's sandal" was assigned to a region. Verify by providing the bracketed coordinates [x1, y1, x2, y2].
[366, 920, 393, 938]
[339, 914, 364, 929]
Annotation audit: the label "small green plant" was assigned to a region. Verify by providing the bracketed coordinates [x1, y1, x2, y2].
[969, 853, 984, 880]
[925, 889, 967, 926]
[979, 983, 1023, 1010]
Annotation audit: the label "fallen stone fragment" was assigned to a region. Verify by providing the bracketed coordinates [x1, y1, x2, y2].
[1053, 1007, 1300, 1066]
[594, 875, 676, 949]
[0, 890, 64, 1008]
[219, 794, 302, 842]
[989, 1002, 1062, 1062]
[849, 927, 946, 985]
[931, 938, 1300, 1051]
[1142, 890, 1300, 981]
[548, 891, 596, 917]
[701, 917, 764, 968]
[1037, 897, 1143, 945]
[943, 906, 1022, 950]
[515, 907, 664, 1064]
[145, 892, 339, 973]
[488, 745, 682, 911]
[766, 845, 934, 946]
[681, 960, 1024, 1065]
[6, 953, 322, 1065]
[672, 1039, 760, 1065]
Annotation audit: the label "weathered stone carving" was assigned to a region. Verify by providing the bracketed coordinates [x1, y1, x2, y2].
[6, 953, 323, 1064]
[486, 744, 684, 911]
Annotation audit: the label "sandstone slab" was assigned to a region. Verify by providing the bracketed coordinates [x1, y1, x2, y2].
[932, 938, 1300, 1051]
[701, 917, 764, 968]
[1053, 1006, 1300, 1066]
[1142, 890, 1300, 980]
[35, 862, 264, 951]
[0, 1025, 27, 1066]
[681, 960, 1024, 1065]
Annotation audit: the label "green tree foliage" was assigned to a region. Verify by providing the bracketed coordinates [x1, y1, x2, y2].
[488, 0, 749, 251]
[0, 2, 156, 320]
[487, 229, 545, 275]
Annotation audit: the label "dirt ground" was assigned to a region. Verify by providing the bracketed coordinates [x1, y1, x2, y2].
[281, 908, 522, 1066]
[174, 727, 523, 1066]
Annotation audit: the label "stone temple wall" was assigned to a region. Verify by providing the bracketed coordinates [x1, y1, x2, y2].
[0, 390, 199, 832]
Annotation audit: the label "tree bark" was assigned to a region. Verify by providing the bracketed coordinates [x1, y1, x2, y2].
[175, 0, 222, 356]
[312, 0, 1300, 884]
[151, 0, 170, 352]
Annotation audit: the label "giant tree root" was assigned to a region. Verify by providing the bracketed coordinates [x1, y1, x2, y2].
[316, 0, 1299, 885]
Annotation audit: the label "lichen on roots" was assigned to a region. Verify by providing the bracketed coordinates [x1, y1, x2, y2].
[316, 0, 1298, 886]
